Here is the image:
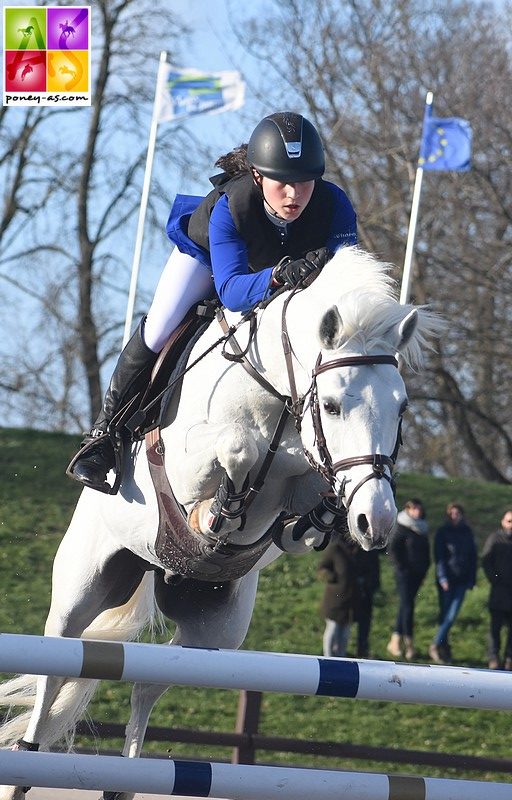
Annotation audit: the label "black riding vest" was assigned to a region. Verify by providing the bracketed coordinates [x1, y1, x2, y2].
[187, 172, 335, 271]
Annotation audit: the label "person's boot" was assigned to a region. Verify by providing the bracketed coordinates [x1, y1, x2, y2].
[403, 636, 416, 660]
[70, 319, 158, 490]
[386, 632, 402, 658]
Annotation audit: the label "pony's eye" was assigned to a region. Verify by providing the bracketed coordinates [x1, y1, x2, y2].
[323, 400, 340, 416]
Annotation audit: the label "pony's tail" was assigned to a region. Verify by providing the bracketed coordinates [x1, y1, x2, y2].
[0, 571, 163, 750]
[81, 569, 162, 642]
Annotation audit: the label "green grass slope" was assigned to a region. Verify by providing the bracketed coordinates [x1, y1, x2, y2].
[1, 427, 512, 782]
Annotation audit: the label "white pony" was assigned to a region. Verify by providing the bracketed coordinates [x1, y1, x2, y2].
[0, 247, 442, 800]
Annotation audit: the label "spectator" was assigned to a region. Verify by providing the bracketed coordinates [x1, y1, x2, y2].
[386, 498, 430, 660]
[317, 538, 380, 658]
[429, 502, 477, 663]
[481, 510, 512, 670]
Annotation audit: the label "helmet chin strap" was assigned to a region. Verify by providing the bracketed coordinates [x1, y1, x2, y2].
[252, 170, 287, 222]
[264, 196, 286, 221]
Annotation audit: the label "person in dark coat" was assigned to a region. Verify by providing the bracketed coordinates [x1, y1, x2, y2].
[481, 510, 512, 670]
[429, 502, 477, 663]
[317, 538, 380, 658]
[386, 498, 430, 660]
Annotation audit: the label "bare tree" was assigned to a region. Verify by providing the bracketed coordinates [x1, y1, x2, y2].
[235, 0, 512, 481]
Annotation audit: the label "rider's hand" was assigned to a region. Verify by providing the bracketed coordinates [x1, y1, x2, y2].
[272, 247, 332, 288]
[304, 247, 333, 270]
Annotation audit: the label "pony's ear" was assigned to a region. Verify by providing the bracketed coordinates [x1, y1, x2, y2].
[319, 306, 343, 350]
[395, 308, 418, 351]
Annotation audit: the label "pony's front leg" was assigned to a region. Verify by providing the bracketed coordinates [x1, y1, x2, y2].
[98, 681, 170, 800]
[183, 422, 259, 536]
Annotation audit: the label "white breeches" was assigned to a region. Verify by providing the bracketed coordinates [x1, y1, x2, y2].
[144, 248, 215, 353]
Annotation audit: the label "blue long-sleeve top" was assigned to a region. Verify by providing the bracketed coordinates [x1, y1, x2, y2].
[166, 181, 357, 312]
[210, 185, 356, 310]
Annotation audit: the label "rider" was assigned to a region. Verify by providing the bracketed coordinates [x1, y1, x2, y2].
[69, 111, 358, 492]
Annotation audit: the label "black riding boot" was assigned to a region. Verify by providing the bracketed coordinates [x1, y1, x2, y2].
[70, 319, 158, 491]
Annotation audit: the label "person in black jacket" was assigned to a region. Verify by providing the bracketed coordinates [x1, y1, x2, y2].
[429, 502, 477, 663]
[318, 539, 380, 658]
[481, 510, 512, 670]
[386, 499, 430, 660]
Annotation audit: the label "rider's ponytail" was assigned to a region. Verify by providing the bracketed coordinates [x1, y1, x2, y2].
[215, 144, 250, 178]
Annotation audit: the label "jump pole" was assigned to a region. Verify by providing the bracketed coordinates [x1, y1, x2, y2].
[0, 634, 511, 710]
[0, 750, 511, 800]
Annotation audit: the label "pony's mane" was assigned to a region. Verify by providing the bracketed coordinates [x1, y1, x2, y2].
[313, 247, 444, 370]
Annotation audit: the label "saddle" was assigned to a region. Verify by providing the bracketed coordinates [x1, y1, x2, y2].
[143, 306, 283, 582]
[127, 300, 219, 438]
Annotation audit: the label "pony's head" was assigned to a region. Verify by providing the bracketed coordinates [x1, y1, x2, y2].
[291, 247, 444, 550]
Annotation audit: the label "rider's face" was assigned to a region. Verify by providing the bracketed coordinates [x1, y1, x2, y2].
[254, 173, 315, 222]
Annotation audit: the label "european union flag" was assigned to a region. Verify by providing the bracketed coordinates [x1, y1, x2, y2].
[418, 103, 472, 171]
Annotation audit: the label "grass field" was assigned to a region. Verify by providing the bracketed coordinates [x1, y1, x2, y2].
[1, 427, 512, 783]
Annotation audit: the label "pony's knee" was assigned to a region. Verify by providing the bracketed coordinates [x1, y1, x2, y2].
[215, 424, 259, 483]
[187, 425, 259, 534]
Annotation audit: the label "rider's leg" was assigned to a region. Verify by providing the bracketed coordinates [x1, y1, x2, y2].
[143, 248, 214, 352]
[71, 318, 158, 489]
[70, 249, 214, 490]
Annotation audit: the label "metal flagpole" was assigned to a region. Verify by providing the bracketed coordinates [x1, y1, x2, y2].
[399, 90, 433, 306]
[122, 50, 168, 347]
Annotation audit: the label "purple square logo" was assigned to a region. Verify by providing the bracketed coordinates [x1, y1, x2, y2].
[47, 7, 89, 50]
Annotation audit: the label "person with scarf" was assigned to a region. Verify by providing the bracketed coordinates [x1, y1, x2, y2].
[386, 498, 430, 660]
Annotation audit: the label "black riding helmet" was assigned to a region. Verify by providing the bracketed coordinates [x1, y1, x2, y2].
[247, 111, 325, 183]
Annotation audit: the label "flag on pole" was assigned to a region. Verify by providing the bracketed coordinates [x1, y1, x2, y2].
[156, 63, 245, 123]
[418, 101, 472, 171]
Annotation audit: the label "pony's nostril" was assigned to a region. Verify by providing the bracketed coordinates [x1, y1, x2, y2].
[357, 514, 370, 534]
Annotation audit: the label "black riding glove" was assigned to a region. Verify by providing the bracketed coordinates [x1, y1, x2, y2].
[272, 247, 333, 288]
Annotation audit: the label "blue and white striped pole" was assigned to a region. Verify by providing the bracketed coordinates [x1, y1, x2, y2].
[0, 750, 510, 799]
[0, 633, 511, 710]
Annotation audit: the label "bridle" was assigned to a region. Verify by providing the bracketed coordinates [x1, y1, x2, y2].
[279, 289, 401, 508]
[215, 283, 403, 525]
[299, 352, 401, 507]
